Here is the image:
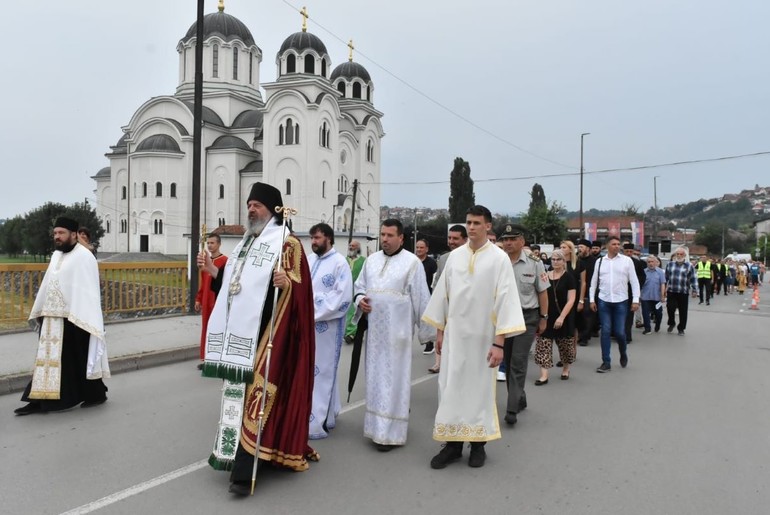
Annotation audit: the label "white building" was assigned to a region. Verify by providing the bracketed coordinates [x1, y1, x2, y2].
[93, 3, 383, 255]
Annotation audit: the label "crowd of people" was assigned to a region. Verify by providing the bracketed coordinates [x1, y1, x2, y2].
[13, 187, 767, 498]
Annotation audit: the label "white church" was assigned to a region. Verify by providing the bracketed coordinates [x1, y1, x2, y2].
[93, 2, 383, 255]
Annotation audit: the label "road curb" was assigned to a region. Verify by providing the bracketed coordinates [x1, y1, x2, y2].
[0, 345, 199, 396]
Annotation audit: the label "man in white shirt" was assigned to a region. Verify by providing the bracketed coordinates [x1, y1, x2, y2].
[589, 236, 640, 373]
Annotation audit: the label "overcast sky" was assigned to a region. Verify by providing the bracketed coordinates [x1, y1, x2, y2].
[2, 0, 769, 220]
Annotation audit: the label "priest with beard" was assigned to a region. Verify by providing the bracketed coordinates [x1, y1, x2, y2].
[198, 182, 316, 496]
[14, 217, 109, 415]
[352, 218, 434, 451]
[307, 223, 352, 439]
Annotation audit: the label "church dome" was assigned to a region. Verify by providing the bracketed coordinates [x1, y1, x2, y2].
[231, 109, 263, 129]
[181, 10, 255, 47]
[209, 135, 252, 151]
[331, 61, 371, 83]
[136, 134, 182, 153]
[278, 31, 328, 56]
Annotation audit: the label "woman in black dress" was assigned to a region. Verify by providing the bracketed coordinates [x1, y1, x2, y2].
[534, 249, 577, 383]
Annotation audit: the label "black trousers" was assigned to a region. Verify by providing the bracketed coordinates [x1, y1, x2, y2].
[666, 292, 689, 331]
[579, 297, 597, 342]
[698, 278, 712, 303]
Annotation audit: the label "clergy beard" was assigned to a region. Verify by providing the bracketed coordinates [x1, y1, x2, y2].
[347, 249, 359, 258]
[312, 243, 328, 256]
[55, 241, 77, 253]
[246, 215, 270, 236]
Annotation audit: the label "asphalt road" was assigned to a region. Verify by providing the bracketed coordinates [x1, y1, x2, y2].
[2, 290, 769, 515]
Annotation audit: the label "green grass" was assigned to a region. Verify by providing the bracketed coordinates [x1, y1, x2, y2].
[0, 255, 48, 264]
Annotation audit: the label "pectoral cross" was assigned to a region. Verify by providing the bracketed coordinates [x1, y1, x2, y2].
[301, 6, 308, 32]
[250, 243, 276, 267]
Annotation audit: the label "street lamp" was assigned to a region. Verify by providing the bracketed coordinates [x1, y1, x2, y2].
[653, 175, 660, 241]
[579, 132, 590, 237]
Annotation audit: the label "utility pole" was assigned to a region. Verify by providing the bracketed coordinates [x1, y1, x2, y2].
[188, 0, 204, 313]
[653, 176, 659, 241]
[347, 179, 358, 245]
[579, 132, 590, 237]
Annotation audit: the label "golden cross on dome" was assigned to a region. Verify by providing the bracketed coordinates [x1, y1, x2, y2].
[348, 39, 355, 61]
[218, 0, 224, 12]
[301, 6, 308, 32]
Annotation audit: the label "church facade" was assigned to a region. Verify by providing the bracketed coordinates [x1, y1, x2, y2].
[93, 4, 383, 255]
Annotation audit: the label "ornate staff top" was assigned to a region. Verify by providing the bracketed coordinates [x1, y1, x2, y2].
[275, 205, 298, 220]
[200, 223, 207, 253]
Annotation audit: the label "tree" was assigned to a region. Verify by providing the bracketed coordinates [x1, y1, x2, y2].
[521, 202, 567, 245]
[23, 202, 67, 259]
[64, 201, 105, 249]
[620, 203, 641, 217]
[448, 157, 474, 222]
[0, 216, 25, 256]
[528, 183, 546, 212]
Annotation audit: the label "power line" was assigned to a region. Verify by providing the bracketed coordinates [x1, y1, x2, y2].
[279, 0, 574, 169]
[360, 151, 770, 186]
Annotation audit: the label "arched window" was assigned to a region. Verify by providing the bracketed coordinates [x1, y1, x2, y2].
[153, 219, 163, 235]
[286, 54, 296, 73]
[294, 122, 300, 144]
[322, 181, 326, 198]
[368, 190, 371, 205]
[367, 85, 371, 101]
[120, 219, 127, 233]
[213, 44, 219, 78]
[338, 175, 348, 193]
[170, 183, 177, 198]
[249, 52, 253, 84]
[218, 184, 224, 199]
[352, 82, 362, 99]
[321, 58, 327, 77]
[366, 139, 375, 162]
[286, 119, 294, 145]
[337, 81, 345, 97]
[121, 186, 127, 200]
[218, 217, 225, 226]
[279, 123, 284, 145]
[232, 47, 238, 80]
[105, 219, 111, 234]
[304, 55, 315, 74]
[155, 182, 162, 197]
[319, 121, 330, 148]
[286, 178, 292, 195]
[142, 182, 148, 197]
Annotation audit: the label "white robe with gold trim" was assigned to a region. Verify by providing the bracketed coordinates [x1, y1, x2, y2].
[423, 241, 525, 442]
[354, 249, 434, 445]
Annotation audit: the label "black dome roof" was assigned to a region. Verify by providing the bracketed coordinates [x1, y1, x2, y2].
[136, 134, 182, 153]
[330, 61, 371, 83]
[231, 109, 263, 129]
[182, 11, 255, 47]
[278, 31, 328, 56]
[209, 135, 252, 151]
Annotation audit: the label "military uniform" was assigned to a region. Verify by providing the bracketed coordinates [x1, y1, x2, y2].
[499, 224, 550, 423]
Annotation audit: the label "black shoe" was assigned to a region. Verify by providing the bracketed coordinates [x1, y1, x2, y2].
[698, 301, 703, 305]
[655, 324, 661, 333]
[620, 355, 628, 368]
[578, 340, 588, 347]
[678, 330, 685, 336]
[504, 412, 517, 426]
[14, 403, 43, 416]
[556, 361, 563, 367]
[667, 325, 675, 333]
[534, 378, 548, 386]
[423, 342, 435, 355]
[706, 302, 710, 306]
[430, 443, 463, 469]
[81, 397, 107, 408]
[375, 443, 396, 452]
[468, 443, 487, 468]
[228, 481, 251, 496]
[642, 330, 651, 335]
[596, 363, 611, 373]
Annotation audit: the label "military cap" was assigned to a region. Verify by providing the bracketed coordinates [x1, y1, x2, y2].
[499, 223, 526, 239]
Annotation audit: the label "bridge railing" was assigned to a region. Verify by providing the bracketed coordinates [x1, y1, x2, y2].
[0, 262, 189, 329]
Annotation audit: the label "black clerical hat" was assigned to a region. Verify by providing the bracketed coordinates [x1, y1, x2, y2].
[54, 217, 79, 232]
[247, 182, 283, 220]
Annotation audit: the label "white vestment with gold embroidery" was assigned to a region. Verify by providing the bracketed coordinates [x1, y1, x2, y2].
[28, 244, 109, 399]
[353, 249, 434, 445]
[423, 241, 526, 442]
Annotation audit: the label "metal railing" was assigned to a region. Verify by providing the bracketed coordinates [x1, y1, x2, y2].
[0, 262, 188, 328]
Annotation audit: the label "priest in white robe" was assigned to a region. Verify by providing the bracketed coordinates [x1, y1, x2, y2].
[353, 219, 434, 451]
[423, 206, 526, 469]
[307, 223, 352, 439]
[15, 216, 109, 415]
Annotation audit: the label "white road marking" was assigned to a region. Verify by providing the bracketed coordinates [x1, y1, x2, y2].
[59, 373, 438, 514]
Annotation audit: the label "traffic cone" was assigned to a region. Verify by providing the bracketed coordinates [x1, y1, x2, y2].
[750, 286, 759, 310]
